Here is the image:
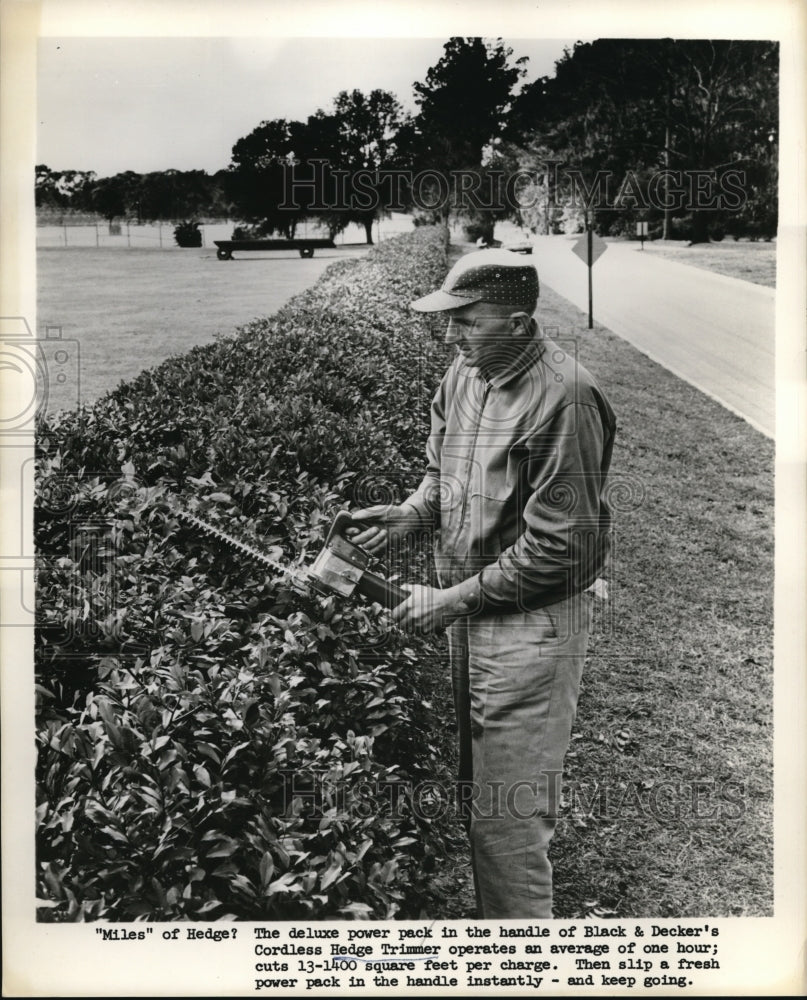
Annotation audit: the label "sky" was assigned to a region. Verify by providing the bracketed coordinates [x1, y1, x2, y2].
[36, 37, 582, 176]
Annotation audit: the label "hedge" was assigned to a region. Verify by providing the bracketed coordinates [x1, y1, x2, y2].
[35, 226, 456, 921]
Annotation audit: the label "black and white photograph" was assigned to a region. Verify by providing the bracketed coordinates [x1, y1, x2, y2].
[1, 0, 804, 995]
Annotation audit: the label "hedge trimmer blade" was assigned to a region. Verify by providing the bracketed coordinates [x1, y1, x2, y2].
[174, 506, 408, 610]
[173, 507, 309, 592]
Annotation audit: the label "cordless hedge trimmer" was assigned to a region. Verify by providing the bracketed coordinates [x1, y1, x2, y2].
[175, 509, 408, 610]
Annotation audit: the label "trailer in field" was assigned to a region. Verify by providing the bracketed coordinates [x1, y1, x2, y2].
[214, 237, 336, 260]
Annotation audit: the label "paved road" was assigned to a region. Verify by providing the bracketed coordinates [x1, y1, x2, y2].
[530, 235, 775, 438]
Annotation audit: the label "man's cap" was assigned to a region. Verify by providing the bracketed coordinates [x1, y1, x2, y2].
[410, 248, 539, 313]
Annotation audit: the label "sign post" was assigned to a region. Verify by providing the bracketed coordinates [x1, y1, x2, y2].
[636, 220, 649, 249]
[572, 222, 608, 329]
[587, 227, 593, 327]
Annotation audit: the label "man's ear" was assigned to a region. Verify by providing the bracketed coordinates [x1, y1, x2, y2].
[508, 312, 534, 337]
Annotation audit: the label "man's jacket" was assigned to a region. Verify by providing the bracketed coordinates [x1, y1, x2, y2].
[405, 334, 617, 614]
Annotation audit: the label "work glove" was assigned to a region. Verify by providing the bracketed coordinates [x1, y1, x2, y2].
[345, 504, 423, 555]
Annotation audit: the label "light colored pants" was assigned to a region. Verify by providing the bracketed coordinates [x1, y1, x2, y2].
[448, 593, 594, 918]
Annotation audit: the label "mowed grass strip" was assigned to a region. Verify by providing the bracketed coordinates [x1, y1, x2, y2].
[431, 245, 772, 918]
[643, 240, 776, 288]
[536, 287, 771, 918]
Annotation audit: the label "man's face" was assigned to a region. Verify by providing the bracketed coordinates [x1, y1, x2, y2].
[445, 301, 529, 374]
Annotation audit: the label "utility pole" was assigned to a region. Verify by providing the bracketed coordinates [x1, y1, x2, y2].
[663, 80, 672, 241]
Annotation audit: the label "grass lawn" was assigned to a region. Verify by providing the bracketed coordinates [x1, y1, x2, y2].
[426, 243, 773, 919]
[36, 245, 369, 412]
[642, 239, 776, 287]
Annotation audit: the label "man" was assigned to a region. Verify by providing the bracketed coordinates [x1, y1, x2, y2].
[349, 249, 616, 918]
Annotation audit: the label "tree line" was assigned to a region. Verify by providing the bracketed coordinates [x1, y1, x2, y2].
[37, 38, 778, 243]
[35, 165, 234, 225]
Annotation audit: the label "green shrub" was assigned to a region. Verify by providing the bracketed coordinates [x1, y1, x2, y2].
[36, 226, 455, 920]
[173, 220, 202, 248]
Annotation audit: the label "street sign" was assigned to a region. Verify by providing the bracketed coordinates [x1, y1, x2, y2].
[572, 229, 608, 328]
[572, 232, 608, 266]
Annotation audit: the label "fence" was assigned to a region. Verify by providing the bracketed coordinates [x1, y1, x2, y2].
[36, 214, 416, 250]
[36, 220, 231, 249]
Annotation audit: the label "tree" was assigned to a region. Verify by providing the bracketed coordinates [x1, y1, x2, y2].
[228, 89, 405, 243]
[209, 170, 237, 218]
[412, 37, 526, 171]
[332, 89, 403, 168]
[507, 39, 779, 241]
[35, 165, 233, 224]
[138, 169, 214, 222]
[326, 89, 405, 242]
[228, 119, 311, 237]
[659, 40, 778, 240]
[35, 165, 97, 213]
[35, 164, 61, 209]
[90, 172, 140, 223]
[408, 37, 526, 230]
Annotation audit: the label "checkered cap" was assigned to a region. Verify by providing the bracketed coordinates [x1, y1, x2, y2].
[410, 249, 539, 312]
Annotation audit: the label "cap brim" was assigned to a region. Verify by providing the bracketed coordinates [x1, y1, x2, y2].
[409, 289, 484, 313]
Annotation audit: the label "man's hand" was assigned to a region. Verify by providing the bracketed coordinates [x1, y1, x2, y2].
[391, 583, 467, 633]
[345, 504, 422, 555]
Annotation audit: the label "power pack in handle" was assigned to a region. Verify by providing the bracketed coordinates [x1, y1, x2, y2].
[303, 512, 408, 609]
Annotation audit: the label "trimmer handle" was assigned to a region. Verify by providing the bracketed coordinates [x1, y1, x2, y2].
[325, 510, 360, 547]
[328, 511, 409, 609]
[356, 569, 409, 609]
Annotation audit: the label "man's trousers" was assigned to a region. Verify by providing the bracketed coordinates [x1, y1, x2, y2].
[448, 593, 594, 918]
